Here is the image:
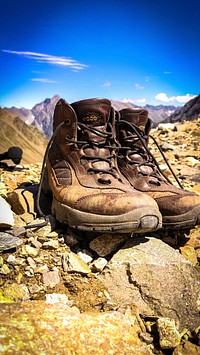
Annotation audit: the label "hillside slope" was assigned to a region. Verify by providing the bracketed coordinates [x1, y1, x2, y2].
[169, 94, 200, 122]
[0, 109, 48, 164]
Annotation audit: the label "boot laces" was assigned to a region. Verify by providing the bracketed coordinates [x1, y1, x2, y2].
[65, 120, 120, 183]
[118, 119, 183, 189]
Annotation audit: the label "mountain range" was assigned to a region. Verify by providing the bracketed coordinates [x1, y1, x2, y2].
[0, 94, 199, 164]
[4, 95, 195, 138]
[111, 101, 181, 127]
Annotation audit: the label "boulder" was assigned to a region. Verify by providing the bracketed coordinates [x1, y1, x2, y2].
[89, 233, 128, 257]
[98, 237, 200, 332]
[0, 301, 150, 354]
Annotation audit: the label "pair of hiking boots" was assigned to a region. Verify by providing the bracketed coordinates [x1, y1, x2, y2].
[41, 98, 200, 234]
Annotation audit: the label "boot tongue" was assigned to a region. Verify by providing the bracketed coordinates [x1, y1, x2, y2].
[71, 98, 111, 126]
[71, 98, 114, 184]
[119, 108, 149, 131]
[119, 108, 153, 173]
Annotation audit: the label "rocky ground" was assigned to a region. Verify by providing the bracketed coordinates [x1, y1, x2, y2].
[0, 119, 200, 354]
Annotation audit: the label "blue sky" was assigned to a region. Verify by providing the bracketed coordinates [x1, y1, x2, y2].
[0, 0, 199, 108]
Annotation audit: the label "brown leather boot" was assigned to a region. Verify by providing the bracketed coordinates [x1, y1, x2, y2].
[117, 108, 200, 229]
[44, 98, 162, 233]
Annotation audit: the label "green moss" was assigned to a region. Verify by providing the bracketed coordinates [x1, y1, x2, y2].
[0, 292, 14, 303]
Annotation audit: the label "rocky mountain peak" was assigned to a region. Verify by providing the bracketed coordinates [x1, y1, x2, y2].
[31, 95, 60, 137]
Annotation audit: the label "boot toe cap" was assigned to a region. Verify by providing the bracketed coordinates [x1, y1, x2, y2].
[157, 194, 200, 216]
[74, 191, 158, 216]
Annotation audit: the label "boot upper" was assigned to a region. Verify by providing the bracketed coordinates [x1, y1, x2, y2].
[51, 98, 128, 189]
[117, 108, 200, 217]
[46, 99, 159, 215]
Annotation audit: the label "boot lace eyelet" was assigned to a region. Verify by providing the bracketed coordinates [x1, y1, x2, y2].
[65, 119, 71, 125]
[98, 177, 111, 185]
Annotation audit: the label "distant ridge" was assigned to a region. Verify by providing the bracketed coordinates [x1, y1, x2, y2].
[6, 95, 200, 137]
[111, 100, 137, 111]
[4, 106, 34, 125]
[143, 104, 180, 126]
[0, 108, 48, 164]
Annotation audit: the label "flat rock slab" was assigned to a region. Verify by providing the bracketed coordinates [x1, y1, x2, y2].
[98, 237, 200, 332]
[0, 232, 22, 252]
[0, 301, 150, 354]
[89, 234, 128, 257]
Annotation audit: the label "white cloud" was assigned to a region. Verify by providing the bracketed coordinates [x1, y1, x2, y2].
[163, 71, 171, 74]
[122, 98, 146, 104]
[2, 50, 88, 71]
[155, 92, 197, 103]
[31, 78, 58, 83]
[134, 98, 146, 103]
[172, 94, 197, 103]
[155, 93, 170, 102]
[122, 98, 135, 104]
[102, 81, 111, 87]
[134, 83, 144, 90]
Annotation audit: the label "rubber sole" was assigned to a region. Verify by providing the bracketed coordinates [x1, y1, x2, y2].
[51, 198, 162, 233]
[162, 205, 200, 229]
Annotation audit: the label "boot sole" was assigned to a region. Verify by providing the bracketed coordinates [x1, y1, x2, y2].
[51, 198, 162, 233]
[162, 205, 200, 229]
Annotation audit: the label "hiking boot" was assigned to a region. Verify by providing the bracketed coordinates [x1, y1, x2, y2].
[117, 108, 200, 229]
[44, 98, 162, 233]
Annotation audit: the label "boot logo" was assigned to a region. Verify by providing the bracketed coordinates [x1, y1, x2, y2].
[82, 113, 100, 122]
[138, 125, 145, 130]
